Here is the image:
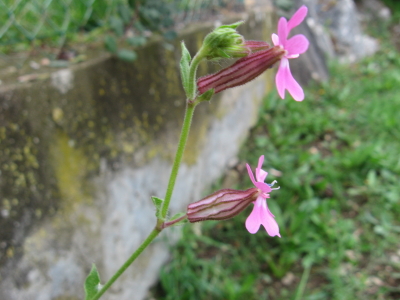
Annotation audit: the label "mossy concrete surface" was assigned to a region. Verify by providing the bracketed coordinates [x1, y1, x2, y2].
[0, 2, 275, 299]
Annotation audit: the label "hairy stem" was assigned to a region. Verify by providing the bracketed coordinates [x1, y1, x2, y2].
[161, 102, 196, 219]
[90, 228, 161, 300]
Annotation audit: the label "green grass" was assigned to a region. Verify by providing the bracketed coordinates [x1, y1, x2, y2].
[152, 38, 400, 299]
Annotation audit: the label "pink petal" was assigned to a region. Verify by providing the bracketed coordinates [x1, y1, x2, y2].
[245, 197, 264, 234]
[275, 59, 288, 99]
[287, 5, 308, 32]
[271, 33, 279, 46]
[257, 155, 264, 170]
[256, 155, 268, 182]
[285, 34, 309, 56]
[254, 182, 272, 194]
[277, 17, 288, 47]
[245, 197, 281, 237]
[257, 169, 268, 182]
[275, 58, 304, 101]
[246, 163, 257, 186]
[261, 202, 281, 237]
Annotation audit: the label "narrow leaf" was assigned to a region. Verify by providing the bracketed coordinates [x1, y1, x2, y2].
[151, 196, 164, 219]
[180, 41, 191, 97]
[151, 196, 164, 208]
[84, 264, 101, 300]
[198, 88, 214, 102]
[104, 36, 117, 53]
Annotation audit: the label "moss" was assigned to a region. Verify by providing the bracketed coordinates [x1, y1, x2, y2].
[50, 132, 93, 211]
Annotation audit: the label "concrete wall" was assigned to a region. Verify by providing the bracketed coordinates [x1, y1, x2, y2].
[0, 2, 275, 300]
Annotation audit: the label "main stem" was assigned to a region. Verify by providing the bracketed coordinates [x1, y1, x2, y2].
[90, 102, 196, 300]
[161, 102, 196, 218]
[90, 49, 201, 300]
[90, 228, 160, 300]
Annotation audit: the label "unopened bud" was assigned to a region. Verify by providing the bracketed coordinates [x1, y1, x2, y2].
[197, 45, 285, 94]
[200, 21, 250, 60]
[187, 188, 260, 222]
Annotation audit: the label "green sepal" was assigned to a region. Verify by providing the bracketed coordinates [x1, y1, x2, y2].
[84, 264, 102, 300]
[219, 21, 244, 30]
[198, 88, 215, 102]
[151, 196, 164, 219]
[168, 212, 188, 226]
[180, 41, 191, 97]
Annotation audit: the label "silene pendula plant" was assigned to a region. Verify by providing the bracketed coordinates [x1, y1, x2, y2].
[83, 6, 309, 300]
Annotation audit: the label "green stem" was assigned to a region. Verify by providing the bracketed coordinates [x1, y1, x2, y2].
[294, 264, 311, 300]
[161, 102, 196, 218]
[90, 228, 161, 300]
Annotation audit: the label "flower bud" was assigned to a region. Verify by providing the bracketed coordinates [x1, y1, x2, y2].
[200, 21, 250, 60]
[197, 45, 285, 94]
[187, 188, 260, 223]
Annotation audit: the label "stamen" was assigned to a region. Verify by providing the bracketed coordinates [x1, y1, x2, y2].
[268, 180, 277, 187]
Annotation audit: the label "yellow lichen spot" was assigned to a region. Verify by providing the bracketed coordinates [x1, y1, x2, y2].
[122, 142, 135, 154]
[0, 127, 6, 140]
[11, 198, 18, 206]
[2, 199, 10, 209]
[156, 115, 163, 124]
[6, 247, 14, 258]
[52, 107, 64, 124]
[88, 121, 95, 128]
[9, 123, 19, 131]
[15, 174, 26, 187]
[99, 89, 105, 96]
[50, 132, 92, 210]
[123, 88, 131, 95]
[35, 209, 42, 218]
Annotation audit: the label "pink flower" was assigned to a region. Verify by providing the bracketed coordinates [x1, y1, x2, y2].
[272, 6, 309, 101]
[246, 155, 281, 237]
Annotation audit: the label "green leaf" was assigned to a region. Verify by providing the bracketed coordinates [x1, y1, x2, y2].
[127, 36, 146, 47]
[117, 49, 137, 62]
[198, 88, 214, 102]
[151, 196, 164, 219]
[109, 16, 124, 36]
[117, 3, 132, 24]
[104, 35, 117, 53]
[84, 264, 101, 300]
[180, 41, 191, 97]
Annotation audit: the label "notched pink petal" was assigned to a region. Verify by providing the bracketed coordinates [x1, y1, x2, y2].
[271, 33, 279, 46]
[261, 202, 281, 237]
[255, 182, 272, 194]
[256, 169, 268, 182]
[256, 155, 268, 182]
[257, 155, 265, 170]
[284, 65, 304, 101]
[275, 58, 289, 99]
[286, 34, 309, 56]
[245, 197, 263, 234]
[287, 5, 308, 32]
[277, 17, 288, 46]
[246, 163, 257, 186]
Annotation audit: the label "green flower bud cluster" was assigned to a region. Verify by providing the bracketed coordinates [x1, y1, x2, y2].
[200, 21, 249, 60]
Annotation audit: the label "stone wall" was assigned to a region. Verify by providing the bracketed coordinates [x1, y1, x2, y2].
[0, 2, 276, 300]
